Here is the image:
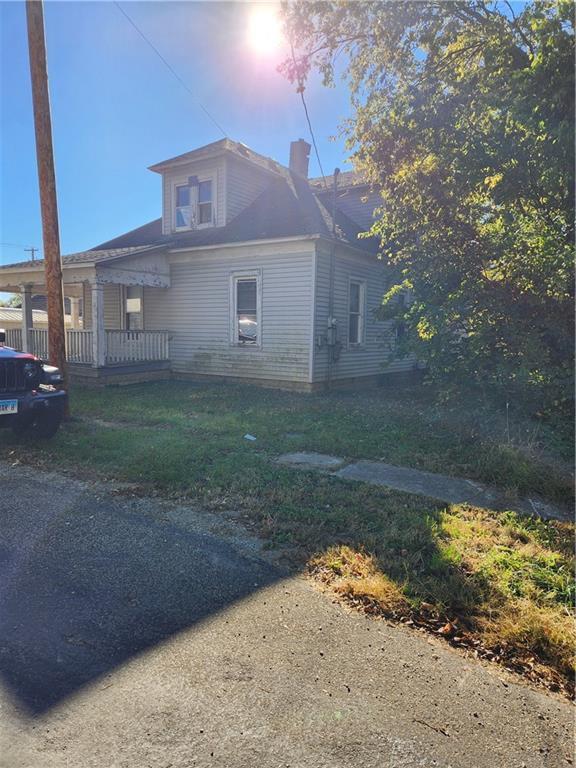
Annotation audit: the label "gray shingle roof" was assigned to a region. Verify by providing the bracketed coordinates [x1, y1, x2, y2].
[0, 245, 160, 271]
[309, 170, 367, 191]
[95, 169, 378, 254]
[1, 157, 378, 272]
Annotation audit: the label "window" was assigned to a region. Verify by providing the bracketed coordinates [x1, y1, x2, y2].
[174, 178, 213, 230]
[198, 180, 212, 224]
[175, 185, 191, 229]
[125, 286, 143, 330]
[348, 280, 366, 346]
[230, 272, 261, 346]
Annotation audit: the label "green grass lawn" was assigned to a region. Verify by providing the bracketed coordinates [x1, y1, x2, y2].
[1, 380, 573, 692]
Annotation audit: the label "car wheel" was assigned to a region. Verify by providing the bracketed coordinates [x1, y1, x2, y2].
[12, 409, 63, 440]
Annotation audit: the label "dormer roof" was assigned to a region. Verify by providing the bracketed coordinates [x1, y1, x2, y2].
[148, 138, 285, 178]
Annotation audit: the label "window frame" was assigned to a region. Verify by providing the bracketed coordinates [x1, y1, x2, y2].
[123, 285, 144, 331]
[174, 183, 192, 231]
[347, 278, 366, 348]
[229, 269, 262, 348]
[197, 179, 213, 226]
[172, 175, 215, 232]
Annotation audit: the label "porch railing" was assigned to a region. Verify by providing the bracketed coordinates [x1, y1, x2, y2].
[67, 330, 93, 363]
[4, 327, 170, 366]
[105, 330, 170, 364]
[30, 328, 49, 360]
[5, 328, 22, 350]
[30, 329, 92, 364]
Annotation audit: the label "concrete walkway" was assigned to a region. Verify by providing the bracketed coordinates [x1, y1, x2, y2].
[1, 462, 572, 768]
[277, 452, 569, 520]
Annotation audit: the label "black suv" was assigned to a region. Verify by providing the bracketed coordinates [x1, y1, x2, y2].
[0, 330, 67, 439]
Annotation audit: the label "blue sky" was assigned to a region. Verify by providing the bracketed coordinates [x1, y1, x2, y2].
[0, 0, 353, 270]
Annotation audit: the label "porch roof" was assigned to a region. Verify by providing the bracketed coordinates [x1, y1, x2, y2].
[0, 242, 170, 293]
[0, 244, 161, 273]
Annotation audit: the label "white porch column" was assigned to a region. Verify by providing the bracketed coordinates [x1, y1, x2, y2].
[20, 284, 34, 353]
[91, 283, 106, 367]
[70, 296, 80, 329]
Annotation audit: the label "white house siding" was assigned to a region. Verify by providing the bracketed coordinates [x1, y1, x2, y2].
[143, 241, 315, 383]
[161, 157, 226, 234]
[82, 283, 122, 330]
[312, 243, 416, 382]
[103, 284, 122, 328]
[225, 156, 271, 223]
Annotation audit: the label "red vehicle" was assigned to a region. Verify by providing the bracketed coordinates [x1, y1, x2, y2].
[0, 330, 67, 439]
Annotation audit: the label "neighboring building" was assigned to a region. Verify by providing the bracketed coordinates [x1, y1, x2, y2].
[0, 138, 417, 389]
[31, 294, 77, 317]
[0, 307, 71, 330]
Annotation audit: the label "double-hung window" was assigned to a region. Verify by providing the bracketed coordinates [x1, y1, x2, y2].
[175, 185, 191, 229]
[174, 178, 213, 230]
[198, 180, 213, 224]
[348, 279, 366, 346]
[230, 271, 261, 346]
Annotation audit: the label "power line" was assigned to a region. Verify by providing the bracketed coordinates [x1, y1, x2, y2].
[0, 242, 38, 249]
[290, 41, 328, 189]
[113, 1, 227, 138]
[299, 89, 328, 187]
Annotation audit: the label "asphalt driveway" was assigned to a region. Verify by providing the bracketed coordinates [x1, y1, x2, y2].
[0, 463, 572, 768]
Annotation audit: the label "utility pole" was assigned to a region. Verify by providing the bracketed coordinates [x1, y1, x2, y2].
[25, 0, 68, 395]
[24, 246, 38, 261]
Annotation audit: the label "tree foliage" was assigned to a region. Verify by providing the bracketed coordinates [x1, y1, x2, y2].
[282, 1, 574, 414]
[0, 294, 22, 308]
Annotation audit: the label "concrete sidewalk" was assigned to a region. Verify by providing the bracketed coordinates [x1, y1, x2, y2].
[277, 451, 569, 520]
[0, 463, 572, 768]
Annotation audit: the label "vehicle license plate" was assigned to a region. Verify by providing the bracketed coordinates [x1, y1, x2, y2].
[0, 399, 18, 415]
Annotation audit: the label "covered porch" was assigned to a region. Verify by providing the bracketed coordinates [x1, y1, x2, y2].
[0, 246, 172, 377]
[4, 326, 170, 367]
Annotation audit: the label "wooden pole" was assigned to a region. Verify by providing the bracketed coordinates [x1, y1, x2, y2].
[25, 0, 68, 396]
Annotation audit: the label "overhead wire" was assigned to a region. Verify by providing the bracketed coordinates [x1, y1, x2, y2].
[113, 1, 228, 138]
[289, 40, 328, 189]
[0, 242, 37, 249]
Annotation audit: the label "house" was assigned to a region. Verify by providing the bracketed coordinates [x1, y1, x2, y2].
[31, 294, 79, 318]
[0, 138, 417, 389]
[0, 307, 72, 331]
[0, 306, 72, 330]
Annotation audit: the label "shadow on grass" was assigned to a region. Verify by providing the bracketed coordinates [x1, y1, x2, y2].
[258, 473, 492, 618]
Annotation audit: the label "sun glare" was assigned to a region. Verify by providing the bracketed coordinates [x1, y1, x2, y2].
[247, 5, 283, 55]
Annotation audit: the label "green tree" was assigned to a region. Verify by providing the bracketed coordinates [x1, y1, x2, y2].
[282, 0, 574, 414]
[0, 294, 22, 308]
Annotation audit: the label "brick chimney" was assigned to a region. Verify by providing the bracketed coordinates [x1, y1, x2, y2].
[289, 139, 311, 178]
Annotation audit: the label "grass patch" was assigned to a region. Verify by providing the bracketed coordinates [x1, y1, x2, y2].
[4, 380, 572, 500]
[1, 380, 573, 692]
[312, 506, 574, 695]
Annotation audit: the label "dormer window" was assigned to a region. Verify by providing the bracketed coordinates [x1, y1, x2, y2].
[175, 185, 191, 229]
[174, 177, 214, 231]
[198, 180, 212, 224]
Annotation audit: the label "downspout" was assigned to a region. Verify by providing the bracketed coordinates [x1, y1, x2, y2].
[326, 167, 340, 390]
